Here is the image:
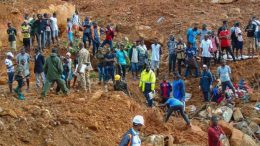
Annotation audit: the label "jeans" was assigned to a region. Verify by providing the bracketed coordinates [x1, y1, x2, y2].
[36, 32, 45, 50]
[255, 31, 259, 50]
[100, 39, 113, 50]
[117, 64, 127, 79]
[169, 53, 177, 73]
[203, 91, 210, 102]
[93, 39, 100, 56]
[165, 105, 190, 124]
[202, 57, 211, 67]
[104, 65, 115, 82]
[68, 31, 73, 43]
[46, 31, 52, 47]
[221, 47, 236, 61]
[177, 59, 185, 75]
[131, 62, 138, 73]
[184, 60, 199, 77]
[83, 33, 92, 48]
[98, 64, 104, 82]
[35, 72, 46, 88]
[144, 90, 153, 107]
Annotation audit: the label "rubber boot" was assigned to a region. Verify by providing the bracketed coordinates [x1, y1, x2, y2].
[14, 87, 19, 94]
[17, 92, 25, 100]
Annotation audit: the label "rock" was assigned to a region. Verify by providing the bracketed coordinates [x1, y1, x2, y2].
[251, 118, 260, 125]
[42, 109, 52, 119]
[249, 122, 259, 133]
[145, 135, 165, 146]
[228, 8, 241, 17]
[249, 93, 258, 102]
[230, 128, 244, 146]
[221, 106, 233, 122]
[218, 120, 233, 137]
[115, 23, 135, 34]
[233, 108, 244, 122]
[241, 134, 257, 146]
[0, 109, 18, 118]
[0, 107, 3, 113]
[211, 0, 236, 4]
[88, 122, 99, 131]
[0, 120, 5, 131]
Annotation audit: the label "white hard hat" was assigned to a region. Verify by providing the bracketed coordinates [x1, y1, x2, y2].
[6, 52, 14, 58]
[132, 115, 144, 126]
[66, 52, 71, 57]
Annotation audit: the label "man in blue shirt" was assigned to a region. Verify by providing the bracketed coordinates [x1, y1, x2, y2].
[104, 49, 116, 83]
[187, 23, 200, 48]
[185, 43, 199, 78]
[199, 65, 213, 102]
[158, 98, 190, 126]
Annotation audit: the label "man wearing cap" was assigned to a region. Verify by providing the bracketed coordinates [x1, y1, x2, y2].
[139, 65, 156, 107]
[208, 115, 226, 146]
[34, 49, 45, 89]
[7, 22, 17, 52]
[77, 42, 92, 93]
[5, 52, 15, 93]
[114, 74, 130, 96]
[41, 48, 69, 97]
[119, 115, 144, 146]
[199, 65, 213, 102]
[217, 60, 236, 102]
[158, 97, 191, 126]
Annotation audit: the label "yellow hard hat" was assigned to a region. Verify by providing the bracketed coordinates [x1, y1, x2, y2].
[115, 74, 121, 81]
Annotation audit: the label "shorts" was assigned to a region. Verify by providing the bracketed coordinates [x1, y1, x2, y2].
[52, 30, 58, 38]
[235, 41, 243, 50]
[9, 41, 16, 51]
[7, 72, 14, 84]
[247, 37, 255, 48]
[151, 60, 160, 70]
[23, 38, 30, 47]
[131, 62, 139, 72]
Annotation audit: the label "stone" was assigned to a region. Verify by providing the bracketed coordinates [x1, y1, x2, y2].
[211, 0, 236, 4]
[218, 120, 233, 137]
[230, 128, 244, 146]
[221, 106, 233, 122]
[0, 120, 5, 131]
[228, 8, 241, 17]
[249, 122, 259, 133]
[251, 118, 260, 125]
[241, 134, 257, 146]
[249, 93, 258, 102]
[145, 135, 165, 146]
[233, 108, 244, 122]
[0, 107, 3, 113]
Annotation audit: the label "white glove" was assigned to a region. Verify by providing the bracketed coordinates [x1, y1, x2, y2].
[210, 85, 213, 89]
[219, 134, 226, 140]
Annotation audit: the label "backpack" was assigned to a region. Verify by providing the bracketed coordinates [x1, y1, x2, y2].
[127, 134, 132, 146]
[231, 30, 237, 41]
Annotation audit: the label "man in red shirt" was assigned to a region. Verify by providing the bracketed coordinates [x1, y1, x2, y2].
[208, 115, 226, 146]
[160, 76, 172, 103]
[219, 26, 236, 62]
[100, 24, 114, 50]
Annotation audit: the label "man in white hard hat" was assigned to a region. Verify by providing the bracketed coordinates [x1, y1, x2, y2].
[119, 115, 144, 146]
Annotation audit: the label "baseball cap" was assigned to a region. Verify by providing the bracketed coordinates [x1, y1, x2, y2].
[132, 115, 144, 126]
[6, 52, 14, 58]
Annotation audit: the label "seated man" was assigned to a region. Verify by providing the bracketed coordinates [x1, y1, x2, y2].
[114, 74, 130, 96]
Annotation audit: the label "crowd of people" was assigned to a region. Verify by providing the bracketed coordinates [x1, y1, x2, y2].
[4, 9, 260, 146]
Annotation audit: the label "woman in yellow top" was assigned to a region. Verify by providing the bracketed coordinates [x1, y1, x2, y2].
[21, 21, 31, 52]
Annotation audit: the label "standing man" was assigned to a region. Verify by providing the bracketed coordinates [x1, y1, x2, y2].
[104, 48, 116, 83]
[172, 73, 186, 108]
[100, 24, 114, 50]
[200, 24, 210, 42]
[218, 20, 228, 36]
[245, 19, 256, 58]
[34, 49, 45, 89]
[34, 14, 46, 51]
[21, 21, 31, 52]
[77, 42, 92, 93]
[200, 35, 213, 67]
[151, 38, 162, 76]
[187, 23, 200, 48]
[5, 52, 15, 93]
[119, 115, 144, 146]
[50, 12, 59, 45]
[234, 22, 244, 59]
[29, 14, 37, 47]
[129, 42, 139, 80]
[7, 22, 17, 52]
[139, 65, 156, 107]
[41, 48, 69, 97]
[252, 16, 260, 51]
[208, 115, 226, 146]
[137, 39, 148, 72]
[199, 65, 213, 102]
[167, 34, 176, 75]
[91, 22, 101, 56]
[185, 42, 199, 78]
[67, 18, 73, 44]
[219, 26, 236, 62]
[217, 60, 237, 102]
[160, 76, 172, 103]
[82, 16, 92, 48]
[16, 48, 30, 91]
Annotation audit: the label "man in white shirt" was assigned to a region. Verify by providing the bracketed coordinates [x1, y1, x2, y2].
[151, 38, 162, 76]
[234, 22, 244, 59]
[50, 12, 59, 44]
[130, 42, 139, 80]
[252, 16, 260, 50]
[137, 40, 148, 72]
[200, 35, 213, 67]
[16, 48, 30, 91]
[5, 52, 15, 93]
